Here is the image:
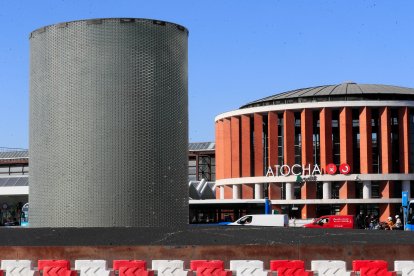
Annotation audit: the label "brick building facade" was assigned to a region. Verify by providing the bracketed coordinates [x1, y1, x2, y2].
[215, 83, 414, 221]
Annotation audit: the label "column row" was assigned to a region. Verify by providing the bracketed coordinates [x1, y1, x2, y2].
[215, 107, 411, 180]
[222, 180, 413, 199]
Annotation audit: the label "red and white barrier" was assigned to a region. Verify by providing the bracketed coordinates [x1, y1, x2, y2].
[74, 260, 111, 276]
[151, 260, 188, 276]
[0, 259, 412, 275]
[311, 260, 349, 276]
[229, 260, 267, 276]
[1, 260, 36, 276]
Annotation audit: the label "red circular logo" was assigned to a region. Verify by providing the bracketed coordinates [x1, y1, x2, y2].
[326, 163, 337, 175]
[339, 163, 351, 174]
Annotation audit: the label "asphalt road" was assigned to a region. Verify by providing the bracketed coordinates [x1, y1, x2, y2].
[0, 225, 414, 246]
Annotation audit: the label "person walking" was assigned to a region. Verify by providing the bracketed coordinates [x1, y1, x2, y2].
[393, 215, 403, 230]
[386, 216, 395, 230]
[356, 212, 364, 229]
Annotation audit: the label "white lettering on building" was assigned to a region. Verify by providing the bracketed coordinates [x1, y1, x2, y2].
[265, 164, 323, 177]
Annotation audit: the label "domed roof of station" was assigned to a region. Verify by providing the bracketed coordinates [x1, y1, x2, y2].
[241, 82, 414, 109]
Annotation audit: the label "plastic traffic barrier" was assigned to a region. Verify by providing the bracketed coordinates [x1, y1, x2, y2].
[270, 260, 313, 276]
[360, 267, 396, 276]
[1, 260, 35, 276]
[310, 260, 350, 276]
[113, 261, 147, 270]
[113, 260, 153, 276]
[151, 260, 188, 276]
[75, 260, 107, 270]
[352, 260, 396, 276]
[38, 260, 75, 276]
[352, 260, 388, 272]
[229, 260, 264, 271]
[229, 260, 267, 276]
[190, 261, 224, 270]
[38, 260, 70, 270]
[394, 261, 414, 276]
[74, 260, 110, 276]
[275, 268, 312, 276]
[270, 260, 305, 271]
[190, 260, 230, 276]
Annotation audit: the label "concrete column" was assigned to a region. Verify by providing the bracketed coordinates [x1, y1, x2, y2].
[323, 181, 332, 199]
[233, 184, 240, 199]
[255, 183, 263, 199]
[285, 182, 294, 200]
[220, 186, 224, 199]
[402, 180, 411, 195]
[362, 181, 372, 199]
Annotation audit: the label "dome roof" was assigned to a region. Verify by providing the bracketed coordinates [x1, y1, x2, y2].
[241, 83, 414, 109]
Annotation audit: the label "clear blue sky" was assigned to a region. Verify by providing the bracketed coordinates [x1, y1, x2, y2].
[0, 1, 413, 149]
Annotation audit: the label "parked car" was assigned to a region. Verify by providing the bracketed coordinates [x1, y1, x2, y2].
[227, 214, 289, 227]
[303, 215, 354, 229]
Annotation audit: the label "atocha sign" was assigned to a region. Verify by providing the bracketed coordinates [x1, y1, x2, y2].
[265, 163, 351, 177]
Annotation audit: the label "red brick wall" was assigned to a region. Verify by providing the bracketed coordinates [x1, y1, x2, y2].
[380, 107, 391, 173]
[268, 112, 278, 167]
[283, 111, 295, 167]
[231, 117, 240, 178]
[223, 118, 232, 179]
[399, 107, 410, 173]
[301, 109, 313, 168]
[319, 108, 332, 173]
[254, 114, 264, 176]
[340, 107, 353, 169]
[359, 107, 372, 174]
[241, 115, 251, 177]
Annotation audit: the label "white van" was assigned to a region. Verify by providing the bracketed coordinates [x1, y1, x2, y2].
[229, 214, 289, 227]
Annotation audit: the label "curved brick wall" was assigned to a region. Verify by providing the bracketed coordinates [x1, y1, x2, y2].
[215, 94, 414, 220]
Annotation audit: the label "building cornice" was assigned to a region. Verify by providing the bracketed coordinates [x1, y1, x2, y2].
[215, 100, 414, 121]
[215, 173, 414, 186]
